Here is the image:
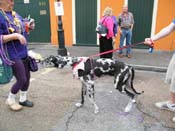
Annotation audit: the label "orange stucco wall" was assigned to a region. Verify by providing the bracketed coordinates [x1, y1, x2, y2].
[49, 0, 73, 46]
[50, 0, 175, 51]
[101, 0, 124, 48]
[154, 0, 175, 50]
[49, 0, 58, 45]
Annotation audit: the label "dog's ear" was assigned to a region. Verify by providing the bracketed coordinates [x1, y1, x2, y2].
[78, 69, 86, 77]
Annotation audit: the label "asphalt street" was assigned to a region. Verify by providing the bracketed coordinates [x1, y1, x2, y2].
[0, 44, 174, 131]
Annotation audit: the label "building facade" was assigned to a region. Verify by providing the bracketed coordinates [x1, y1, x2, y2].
[15, 0, 175, 50]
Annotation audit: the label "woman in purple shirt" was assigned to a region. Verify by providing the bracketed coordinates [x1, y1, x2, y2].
[0, 0, 35, 111]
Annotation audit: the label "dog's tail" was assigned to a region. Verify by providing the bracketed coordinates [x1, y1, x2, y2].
[130, 67, 144, 95]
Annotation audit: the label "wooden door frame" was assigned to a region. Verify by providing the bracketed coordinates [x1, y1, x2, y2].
[151, 0, 158, 37]
[72, 0, 100, 46]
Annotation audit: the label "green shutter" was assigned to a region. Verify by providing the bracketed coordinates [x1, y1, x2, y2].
[128, 0, 154, 48]
[14, 0, 51, 43]
[75, 0, 97, 46]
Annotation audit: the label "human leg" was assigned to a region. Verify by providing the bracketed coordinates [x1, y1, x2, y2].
[19, 59, 33, 107]
[119, 30, 126, 55]
[99, 37, 106, 58]
[6, 59, 26, 111]
[126, 29, 132, 57]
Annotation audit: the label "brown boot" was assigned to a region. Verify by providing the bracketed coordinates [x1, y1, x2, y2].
[127, 54, 132, 58]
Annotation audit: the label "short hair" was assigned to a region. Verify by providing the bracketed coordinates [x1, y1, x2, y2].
[103, 7, 112, 16]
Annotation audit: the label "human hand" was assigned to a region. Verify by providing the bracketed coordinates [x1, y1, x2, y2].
[144, 38, 154, 46]
[112, 37, 116, 43]
[14, 33, 27, 45]
[119, 30, 122, 35]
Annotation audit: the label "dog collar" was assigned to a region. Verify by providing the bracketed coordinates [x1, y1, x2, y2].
[72, 58, 83, 70]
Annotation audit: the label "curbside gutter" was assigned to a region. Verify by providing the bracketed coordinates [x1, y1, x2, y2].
[129, 64, 167, 73]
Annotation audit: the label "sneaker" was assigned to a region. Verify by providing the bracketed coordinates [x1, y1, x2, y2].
[6, 100, 23, 111]
[19, 100, 34, 107]
[172, 116, 175, 122]
[155, 101, 175, 112]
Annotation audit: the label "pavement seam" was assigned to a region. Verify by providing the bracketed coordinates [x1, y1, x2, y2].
[65, 107, 79, 131]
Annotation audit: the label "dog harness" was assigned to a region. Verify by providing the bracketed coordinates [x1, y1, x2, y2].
[72, 57, 88, 79]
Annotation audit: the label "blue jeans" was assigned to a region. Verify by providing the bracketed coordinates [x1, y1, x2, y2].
[119, 29, 132, 54]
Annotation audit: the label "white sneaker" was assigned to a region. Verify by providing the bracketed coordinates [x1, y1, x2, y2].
[155, 101, 175, 112]
[172, 116, 175, 123]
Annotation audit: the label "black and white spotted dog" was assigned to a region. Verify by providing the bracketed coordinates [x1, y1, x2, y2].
[44, 55, 143, 113]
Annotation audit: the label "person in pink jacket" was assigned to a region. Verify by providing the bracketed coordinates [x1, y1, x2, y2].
[99, 7, 115, 58]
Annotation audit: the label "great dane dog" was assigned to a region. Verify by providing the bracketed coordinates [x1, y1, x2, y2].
[43, 55, 143, 114]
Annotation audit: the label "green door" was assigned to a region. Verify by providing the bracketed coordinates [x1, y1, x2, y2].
[128, 0, 154, 48]
[75, 0, 97, 46]
[14, 0, 51, 43]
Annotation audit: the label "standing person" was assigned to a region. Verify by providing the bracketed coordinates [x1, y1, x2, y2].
[144, 19, 175, 122]
[0, 0, 35, 111]
[118, 5, 134, 58]
[99, 7, 115, 59]
[111, 15, 118, 48]
[112, 15, 118, 37]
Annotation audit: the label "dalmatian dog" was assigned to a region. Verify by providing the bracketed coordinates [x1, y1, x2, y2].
[44, 55, 143, 114]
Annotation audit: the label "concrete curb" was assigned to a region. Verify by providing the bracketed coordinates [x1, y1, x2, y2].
[130, 64, 167, 73]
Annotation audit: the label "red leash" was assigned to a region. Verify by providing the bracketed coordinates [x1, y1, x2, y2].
[89, 41, 146, 58]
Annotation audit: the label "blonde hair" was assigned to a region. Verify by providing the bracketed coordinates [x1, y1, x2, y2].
[103, 7, 112, 16]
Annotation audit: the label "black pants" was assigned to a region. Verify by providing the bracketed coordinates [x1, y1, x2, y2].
[99, 37, 113, 58]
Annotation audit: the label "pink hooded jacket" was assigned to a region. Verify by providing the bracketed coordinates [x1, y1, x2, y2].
[99, 16, 114, 39]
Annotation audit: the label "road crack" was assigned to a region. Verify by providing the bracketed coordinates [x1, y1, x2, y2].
[65, 107, 79, 131]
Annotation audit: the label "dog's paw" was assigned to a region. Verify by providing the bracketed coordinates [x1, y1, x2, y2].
[132, 99, 136, 103]
[75, 103, 82, 108]
[124, 103, 133, 113]
[94, 108, 99, 114]
[124, 107, 131, 113]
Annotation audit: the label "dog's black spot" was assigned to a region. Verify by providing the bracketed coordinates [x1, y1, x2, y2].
[78, 69, 86, 77]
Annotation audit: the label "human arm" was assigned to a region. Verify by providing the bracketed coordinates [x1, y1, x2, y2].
[112, 16, 118, 37]
[130, 13, 134, 31]
[117, 15, 122, 35]
[145, 22, 175, 45]
[2, 33, 26, 44]
[0, 12, 27, 45]
[131, 24, 134, 31]
[152, 22, 175, 41]
[106, 17, 115, 41]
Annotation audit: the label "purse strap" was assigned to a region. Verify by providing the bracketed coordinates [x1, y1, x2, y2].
[101, 16, 108, 24]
